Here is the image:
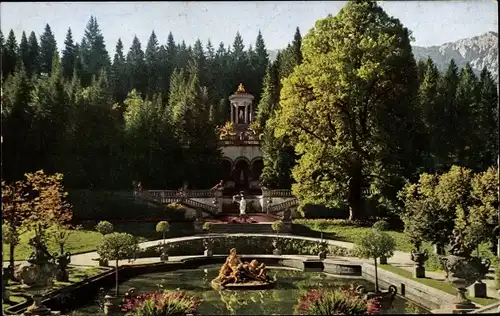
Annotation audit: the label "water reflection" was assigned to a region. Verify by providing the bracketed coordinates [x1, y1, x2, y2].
[70, 264, 428, 315]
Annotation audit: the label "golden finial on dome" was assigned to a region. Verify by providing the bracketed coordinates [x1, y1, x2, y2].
[236, 83, 246, 93]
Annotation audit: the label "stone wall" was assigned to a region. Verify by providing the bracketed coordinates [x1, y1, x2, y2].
[361, 263, 455, 310]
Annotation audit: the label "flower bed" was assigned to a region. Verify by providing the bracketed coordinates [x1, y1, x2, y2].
[225, 216, 258, 224]
[121, 290, 201, 316]
[294, 286, 381, 315]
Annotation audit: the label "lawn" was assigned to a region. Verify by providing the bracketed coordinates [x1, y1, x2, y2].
[293, 219, 419, 252]
[379, 264, 499, 307]
[2, 221, 188, 262]
[293, 219, 498, 272]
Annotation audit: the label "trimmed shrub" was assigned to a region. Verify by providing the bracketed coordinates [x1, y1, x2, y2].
[140, 236, 353, 258]
[372, 220, 390, 231]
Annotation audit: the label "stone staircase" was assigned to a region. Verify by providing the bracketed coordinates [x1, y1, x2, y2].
[210, 223, 275, 234]
[136, 190, 219, 216]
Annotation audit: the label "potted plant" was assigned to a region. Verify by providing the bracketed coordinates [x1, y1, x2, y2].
[203, 222, 214, 257]
[372, 220, 390, 264]
[317, 240, 329, 260]
[354, 229, 396, 302]
[156, 221, 170, 244]
[96, 233, 140, 296]
[95, 221, 114, 267]
[272, 220, 284, 256]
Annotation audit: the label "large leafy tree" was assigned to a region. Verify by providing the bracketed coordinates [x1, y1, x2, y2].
[274, 1, 421, 220]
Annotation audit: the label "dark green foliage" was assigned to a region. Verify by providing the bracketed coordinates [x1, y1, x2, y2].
[2, 3, 498, 208]
[26, 31, 40, 76]
[61, 28, 76, 79]
[140, 235, 353, 257]
[39, 24, 57, 75]
[79, 16, 111, 86]
[3, 30, 19, 79]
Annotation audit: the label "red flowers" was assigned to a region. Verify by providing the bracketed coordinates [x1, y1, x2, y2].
[226, 217, 258, 224]
[294, 286, 382, 315]
[120, 290, 201, 315]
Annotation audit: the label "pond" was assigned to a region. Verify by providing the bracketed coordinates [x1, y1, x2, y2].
[69, 264, 429, 315]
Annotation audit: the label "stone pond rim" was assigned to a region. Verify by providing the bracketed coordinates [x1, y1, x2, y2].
[210, 279, 277, 290]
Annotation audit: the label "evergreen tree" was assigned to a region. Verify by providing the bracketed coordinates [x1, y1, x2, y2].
[27, 31, 40, 76]
[39, 24, 58, 75]
[19, 32, 30, 72]
[0, 30, 5, 82]
[80, 16, 111, 86]
[255, 61, 279, 129]
[476, 67, 499, 169]
[61, 28, 76, 79]
[145, 31, 160, 99]
[1, 63, 35, 180]
[30, 52, 69, 173]
[126, 36, 147, 96]
[3, 30, 19, 79]
[418, 58, 443, 171]
[437, 59, 460, 167]
[170, 63, 221, 188]
[111, 38, 128, 103]
[455, 62, 480, 168]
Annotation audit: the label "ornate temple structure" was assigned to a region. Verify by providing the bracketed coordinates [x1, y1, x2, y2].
[217, 83, 264, 193]
[136, 83, 298, 217]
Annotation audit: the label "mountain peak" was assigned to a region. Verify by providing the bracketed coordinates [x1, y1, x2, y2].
[267, 32, 498, 81]
[413, 32, 498, 80]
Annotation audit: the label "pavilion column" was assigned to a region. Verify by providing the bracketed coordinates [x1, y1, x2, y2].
[249, 102, 253, 122]
[230, 102, 234, 123]
[244, 104, 248, 124]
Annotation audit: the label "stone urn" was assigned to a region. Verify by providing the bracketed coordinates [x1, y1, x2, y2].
[160, 244, 169, 262]
[272, 239, 281, 256]
[99, 257, 109, 267]
[356, 284, 397, 310]
[410, 249, 429, 278]
[471, 258, 491, 298]
[379, 256, 388, 264]
[203, 238, 214, 257]
[440, 255, 491, 311]
[15, 261, 58, 316]
[317, 241, 328, 260]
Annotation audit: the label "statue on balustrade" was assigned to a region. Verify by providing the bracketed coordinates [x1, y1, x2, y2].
[233, 192, 247, 216]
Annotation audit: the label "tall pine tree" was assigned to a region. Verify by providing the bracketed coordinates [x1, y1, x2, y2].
[61, 28, 77, 79]
[27, 31, 40, 76]
[39, 24, 57, 75]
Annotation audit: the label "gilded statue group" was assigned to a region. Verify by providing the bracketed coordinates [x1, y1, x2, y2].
[214, 248, 270, 286]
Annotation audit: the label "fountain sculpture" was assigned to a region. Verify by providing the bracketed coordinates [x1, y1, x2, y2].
[14, 232, 58, 316]
[211, 248, 275, 290]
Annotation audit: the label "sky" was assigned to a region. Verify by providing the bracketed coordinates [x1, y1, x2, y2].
[1, 1, 498, 55]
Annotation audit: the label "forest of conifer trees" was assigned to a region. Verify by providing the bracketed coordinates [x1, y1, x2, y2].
[1, 13, 498, 203]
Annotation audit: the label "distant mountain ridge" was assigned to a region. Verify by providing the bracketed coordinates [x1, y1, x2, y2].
[267, 31, 498, 80]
